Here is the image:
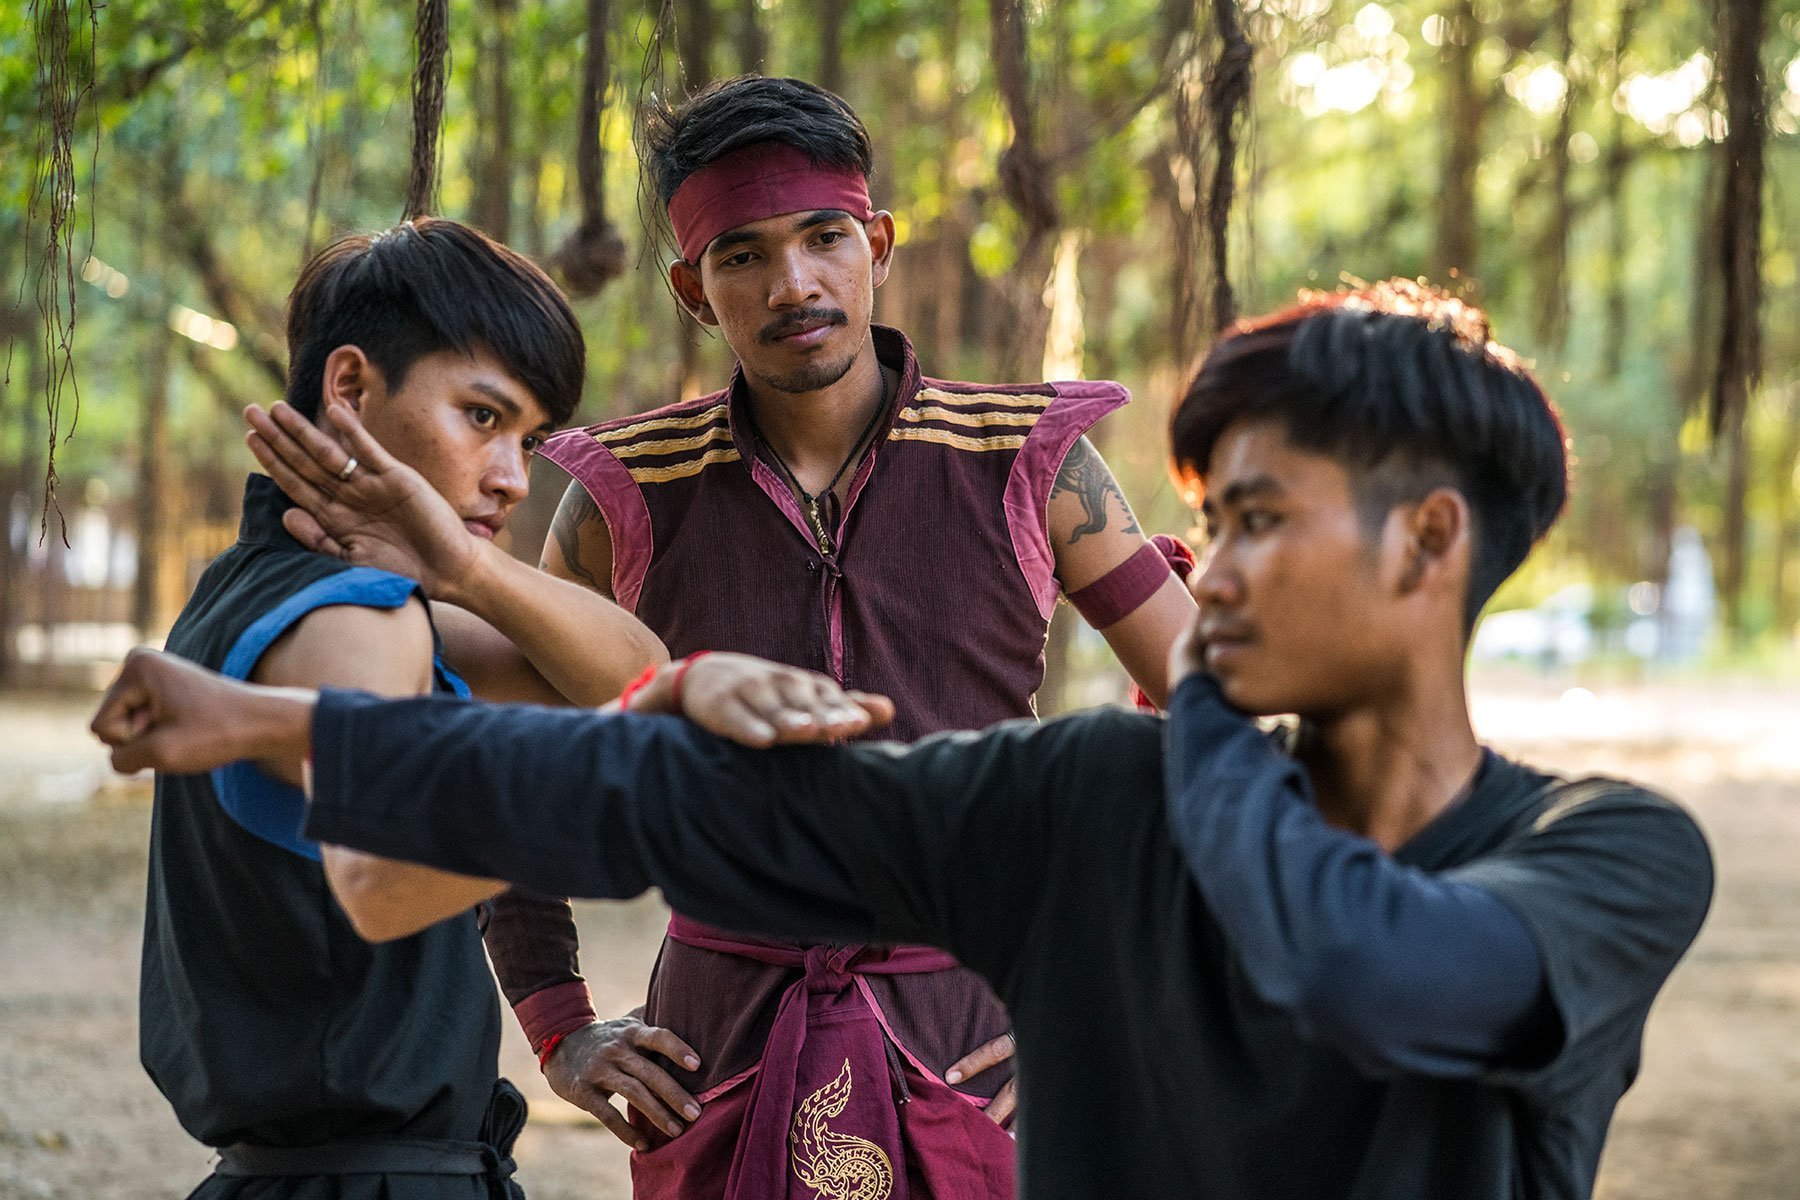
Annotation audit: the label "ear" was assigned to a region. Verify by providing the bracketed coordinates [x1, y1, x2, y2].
[865, 212, 897, 289]
[1394, 487, 1470, 597]
[320, 345, 384, 415]
[669, 259, 719, 327]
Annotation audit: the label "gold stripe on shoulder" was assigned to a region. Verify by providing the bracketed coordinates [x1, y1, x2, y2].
[897, 404, 1042, 429]
[595, 403, 730, 444]
[608, 424, 736, 460]
[914, 387, 1054, 410]
[627, 446, 742, 484]
[887, 427, 1030, 452]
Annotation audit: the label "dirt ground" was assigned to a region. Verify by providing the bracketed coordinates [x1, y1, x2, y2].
[1, 674, 1796, 1200]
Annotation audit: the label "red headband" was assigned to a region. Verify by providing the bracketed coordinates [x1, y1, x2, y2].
[667, 141, 874, 264]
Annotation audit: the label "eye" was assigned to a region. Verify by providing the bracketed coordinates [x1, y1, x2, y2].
[1241, 508, 1282, 536]
[720, 250, 755, 268]
[468, 405, 499, 430]
[816, 229, 846, 247]
[522, 434, 544, 455]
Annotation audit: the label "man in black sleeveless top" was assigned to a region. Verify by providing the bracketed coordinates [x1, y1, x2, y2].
[140, 218, 665, 1198]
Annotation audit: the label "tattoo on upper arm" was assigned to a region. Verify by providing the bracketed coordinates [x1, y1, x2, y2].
[543, 484, 609, 594]
[1051, 438, 1140, 544]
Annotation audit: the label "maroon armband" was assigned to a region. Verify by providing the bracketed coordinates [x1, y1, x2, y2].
[1066, 541, 1177, 629]
[514, 980, 597, 1060]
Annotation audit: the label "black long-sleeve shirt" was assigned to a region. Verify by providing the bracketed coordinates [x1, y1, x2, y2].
[305, 676, 1712, 1200]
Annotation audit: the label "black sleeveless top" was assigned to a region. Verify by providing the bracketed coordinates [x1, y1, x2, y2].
[140, 474, 500, 1151]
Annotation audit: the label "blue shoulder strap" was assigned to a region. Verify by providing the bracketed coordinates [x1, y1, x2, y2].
[211, 566, 454, 860]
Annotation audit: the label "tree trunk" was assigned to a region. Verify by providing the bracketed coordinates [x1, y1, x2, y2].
[1434, 0, 1484, 287]
[737, 0, 767, 73]
[1600, 0, 1639, 379]
[815, 0, 847, 94]
[1712, 0, 1769, 638]
[471, 0, 516, 241]
[1771, 392, 1800, 636]
[676, 0, 714, 92]
[132, 323, 173, 639]
[1535, 0, 1577, 349]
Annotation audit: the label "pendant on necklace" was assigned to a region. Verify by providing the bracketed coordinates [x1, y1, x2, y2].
[805, 497, 832, 556]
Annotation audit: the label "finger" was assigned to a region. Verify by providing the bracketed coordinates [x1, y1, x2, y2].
[604, 1070, 687, 1138]
[280, 508, 347, 559]
[802, 674, 869, 734]
[946, 1033, 1015, 1083]
[589, 1097, 651, 1151]
[613, 1049, 702, 1122]
[988, 1078, 1018, 1126]
[848, 691, 897, 729]
[268, 401, 363, 484]
[711, 696, 778, 746]
[90, 677, 151, 745]
[634, 1026, 703, 1073]
[250, 405, 352, 495]
[739, 674, 816, 733]
[245, 430, 336, 517]
[322, 399, 403, 473]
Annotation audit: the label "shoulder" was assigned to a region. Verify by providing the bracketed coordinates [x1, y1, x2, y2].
[546, 393, 737, 490]
[253, 589, 435, 694]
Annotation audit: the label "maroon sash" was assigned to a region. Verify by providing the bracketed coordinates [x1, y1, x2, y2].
[629, 916, 1014, 1200]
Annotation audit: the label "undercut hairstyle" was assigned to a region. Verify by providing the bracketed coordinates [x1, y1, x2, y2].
[1170, 280, 1569, 631]
[641, 75, 875, 208]
[284, 218, 585, 426]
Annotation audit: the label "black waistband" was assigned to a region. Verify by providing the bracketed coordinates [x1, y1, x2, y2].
[215, 1078, 527, 1192]
[215, 1136, 495, 1176]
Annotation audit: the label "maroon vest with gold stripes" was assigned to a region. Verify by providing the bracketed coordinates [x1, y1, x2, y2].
[539, 327, 1127, 742]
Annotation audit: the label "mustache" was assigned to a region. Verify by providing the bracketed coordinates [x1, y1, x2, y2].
[760, 307, 848, 342]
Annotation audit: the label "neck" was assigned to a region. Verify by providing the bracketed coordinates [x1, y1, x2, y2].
[1293, 656, 1483, 853]
[743, 335, 890, 488]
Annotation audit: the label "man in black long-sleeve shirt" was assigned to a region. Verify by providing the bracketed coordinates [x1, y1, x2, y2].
[95, 282, 1713, 1200]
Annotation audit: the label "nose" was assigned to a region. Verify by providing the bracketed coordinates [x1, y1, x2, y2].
[483, 444, 530, 507]
[767, 245, 822, 309]
[1190, 540, 1242, 610]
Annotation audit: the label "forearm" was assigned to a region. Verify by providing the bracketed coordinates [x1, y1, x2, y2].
[443, 541, 667, 705]
[1162, 675, 1546, 1077]
[1095, 573, 1197, 707]
[302, 691, 888, 942]
[483, 889, 597, 1051]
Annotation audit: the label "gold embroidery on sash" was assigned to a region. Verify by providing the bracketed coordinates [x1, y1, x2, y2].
[789, 1060, 894, 1200]
[607, 424, 735, 459]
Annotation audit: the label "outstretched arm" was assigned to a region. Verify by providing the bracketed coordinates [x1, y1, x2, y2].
[1048, 437, 1196, 707]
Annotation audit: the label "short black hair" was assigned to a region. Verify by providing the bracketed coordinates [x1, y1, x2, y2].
[642, 75, 874, 208]
[284, 218, 585, 426]
[1170, 280, 1569, 631]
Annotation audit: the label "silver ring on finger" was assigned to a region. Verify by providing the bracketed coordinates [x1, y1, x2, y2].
[337, 456, 359, 482]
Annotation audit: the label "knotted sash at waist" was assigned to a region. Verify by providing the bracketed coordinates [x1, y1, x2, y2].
[666, 915, 962, 1200]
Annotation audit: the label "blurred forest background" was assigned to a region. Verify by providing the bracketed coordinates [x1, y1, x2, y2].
[3, 0, 1799, 700]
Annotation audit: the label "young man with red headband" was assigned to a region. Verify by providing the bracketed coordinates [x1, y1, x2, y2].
[481, 75, 1197, 1199]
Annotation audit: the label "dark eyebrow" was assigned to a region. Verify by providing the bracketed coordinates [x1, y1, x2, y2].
[794, 209, 853, 231]
[473, 380, 553, 434]
[1204, 475, 1284, 512]
[707, 227, 762, 254]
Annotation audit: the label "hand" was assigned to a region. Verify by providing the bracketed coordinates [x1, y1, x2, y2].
[625, 652, 896, 748]
[244, 400, 483, 599]
[1166, 617, 1206, 693]
[945, 1032, 1018, 1126]
[542, 1017, 704, 1149]
[90, 648, 314, 775]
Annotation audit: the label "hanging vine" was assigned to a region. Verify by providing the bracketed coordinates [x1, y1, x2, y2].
[403, 0, 450, 220]
[9, 0, 100, 536]
[555, 0, 628, 297]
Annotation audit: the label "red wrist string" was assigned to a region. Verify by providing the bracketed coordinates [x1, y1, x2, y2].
[669, 651, 711, 713]
[537, 1030, 570, 1070]
[617, 662, 660, 711]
